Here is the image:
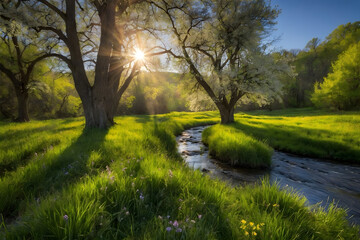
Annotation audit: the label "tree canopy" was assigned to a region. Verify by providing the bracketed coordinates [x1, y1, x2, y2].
[149, 0, 287, 123]
[312, 42, 360, 110]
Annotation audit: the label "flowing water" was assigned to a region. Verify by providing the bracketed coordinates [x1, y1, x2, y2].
[177, 126, 360, 225]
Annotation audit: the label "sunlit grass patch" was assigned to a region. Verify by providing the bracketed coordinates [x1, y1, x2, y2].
[202, 124, 272, 168]
[235, 108, 360, 163]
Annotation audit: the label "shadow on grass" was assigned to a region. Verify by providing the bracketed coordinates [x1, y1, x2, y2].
[133, 115, 153, 124]
[0, 123, 82, 143]
[1, 127, 109, 220]
[0, 125, 85, 177]
[147, 117, 178, 159]
[231, 121, 360, 162]
[243, 108, 360, 118]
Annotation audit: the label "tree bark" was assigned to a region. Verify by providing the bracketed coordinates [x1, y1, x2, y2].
[15, 88, 29, 122]
[219, 105, 235, 124]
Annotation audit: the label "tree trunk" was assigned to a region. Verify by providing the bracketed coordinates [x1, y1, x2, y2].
[15, 89, 29, 122]
[79, 89, 116, 129]
[219, 105, 235, 124]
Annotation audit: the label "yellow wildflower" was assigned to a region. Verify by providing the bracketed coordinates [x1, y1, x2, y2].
[253, 232, 257, 236]
[245, 231, 249, 236]
[249, 222, 254, 226]
[256, 224, 260, 230]
[241, 219, 246, 224]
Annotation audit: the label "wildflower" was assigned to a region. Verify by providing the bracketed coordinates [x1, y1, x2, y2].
[158, 215, 163, 220]
[256, 224, 260, 230]
[167, 215, 170, 219]
[139, 193, 144, 200]
[260, 223, 265, 226]
[190, 220, 196, 224]
[244, 231, 249, 236]
[173, 220, 179, 227]
[169, 221, 173, 224]
[110, 176, 115, 183]
[125, 211, 130, 215]
[241, 219, 246, 224]
[198, 214, 202, 219]
[63, 214, 69, 221]
[249, 222, 254, 226]
[176, 228, 182, 233]
[166, 227, 172, 232]
[179, 198, 183, 202]
[64, 171, 69, 175]
[252, 232, 257, 236]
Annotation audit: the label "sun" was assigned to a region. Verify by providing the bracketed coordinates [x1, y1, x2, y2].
[134, 49, 145, 61]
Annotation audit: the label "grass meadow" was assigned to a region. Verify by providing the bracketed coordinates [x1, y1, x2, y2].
[0, 110, 359, 239]
[235, 108, 360, 163]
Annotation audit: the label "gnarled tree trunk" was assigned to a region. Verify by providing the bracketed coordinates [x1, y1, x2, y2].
[219, 105, 234, 124]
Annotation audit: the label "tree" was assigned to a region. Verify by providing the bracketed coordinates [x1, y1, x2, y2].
[0, 6, 61, 122]
[10, 0, 166, 128]
[292, 22, 360, 107]
[311, 42, 360, 110]
[149, 0, 283, 123]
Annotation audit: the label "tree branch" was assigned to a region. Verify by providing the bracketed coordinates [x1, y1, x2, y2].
[38, 0, 66, 20]
[0, 62, 18, 85]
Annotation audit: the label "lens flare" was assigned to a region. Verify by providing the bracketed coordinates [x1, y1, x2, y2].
[134, 49, 145, 61]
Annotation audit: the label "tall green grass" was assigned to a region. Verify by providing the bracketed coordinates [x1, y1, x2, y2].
[202, 124, 272, 168]
[0, 111, 359, 239]
[235, 108, 360, 163]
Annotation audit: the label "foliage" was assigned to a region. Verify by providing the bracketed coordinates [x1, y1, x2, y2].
[235, 108, 360, 163]
[118, 72, 189, 115]
[285, 21, 360, 107]
[202, 124, 272, 168]
[0, 69, 82, 120]
[0, 112, 359, 239]
[312, 42, 360, 110]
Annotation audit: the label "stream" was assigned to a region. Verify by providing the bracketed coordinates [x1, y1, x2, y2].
[176, 126, 360, 225]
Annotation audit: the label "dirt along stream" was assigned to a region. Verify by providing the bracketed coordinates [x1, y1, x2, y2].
[176, 126, 360, 225]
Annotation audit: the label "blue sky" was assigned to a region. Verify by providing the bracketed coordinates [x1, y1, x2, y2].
[269, 0, 360, 50]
